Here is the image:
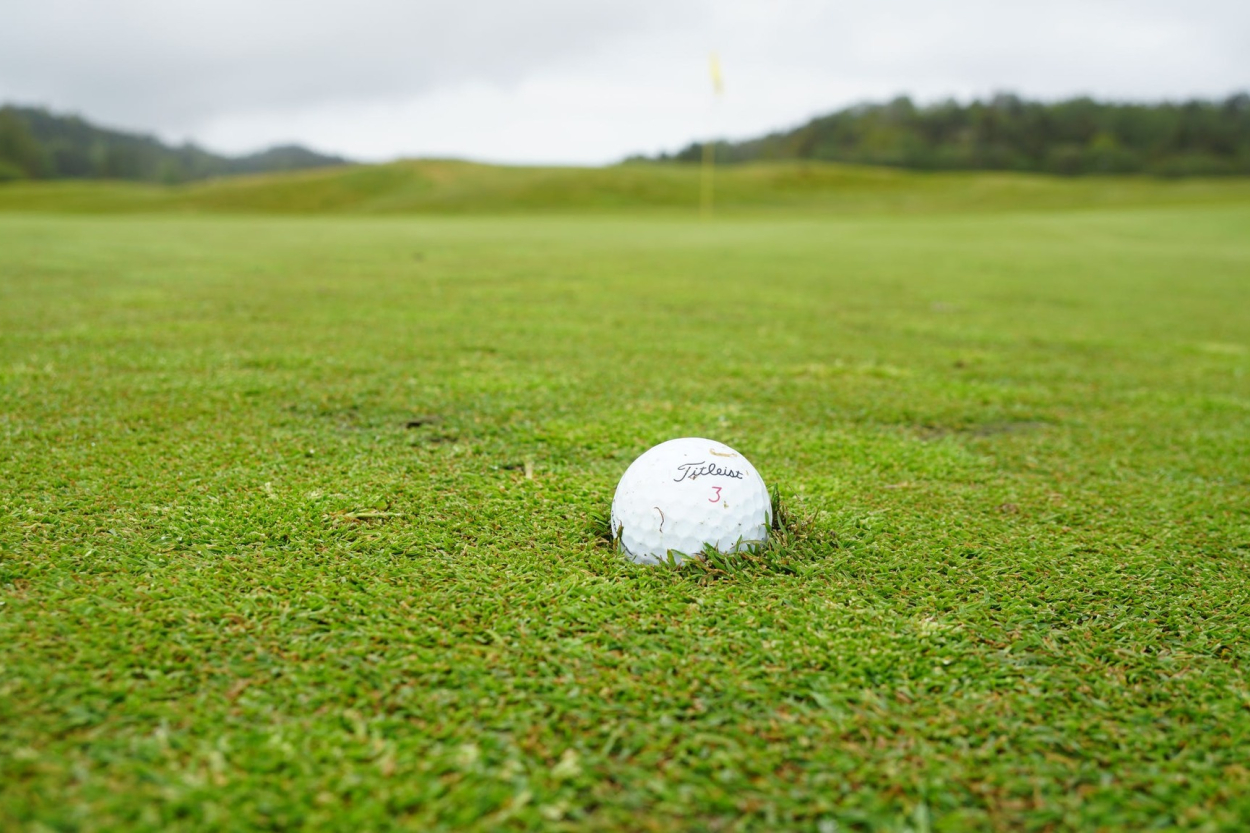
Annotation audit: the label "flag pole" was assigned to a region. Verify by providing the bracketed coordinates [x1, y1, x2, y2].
[701, 52, 724, 219]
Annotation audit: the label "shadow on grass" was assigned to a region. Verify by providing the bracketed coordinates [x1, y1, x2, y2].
[588, 485, 833, 580]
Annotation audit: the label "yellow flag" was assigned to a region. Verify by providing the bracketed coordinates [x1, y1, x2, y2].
[709, 52, 724, 96]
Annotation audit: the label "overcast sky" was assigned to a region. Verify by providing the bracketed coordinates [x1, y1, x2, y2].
[3, 0, 1248, 164]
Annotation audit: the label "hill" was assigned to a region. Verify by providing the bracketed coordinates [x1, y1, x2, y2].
[3, 158, 1250, 216]
[660, 94, 1250, 177]
[0, 105, 349, 183]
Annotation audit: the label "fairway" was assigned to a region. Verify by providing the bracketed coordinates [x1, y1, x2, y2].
[2, 202, 1249, 829]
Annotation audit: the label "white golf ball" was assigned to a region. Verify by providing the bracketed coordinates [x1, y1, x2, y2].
[610, 437, 771, 564]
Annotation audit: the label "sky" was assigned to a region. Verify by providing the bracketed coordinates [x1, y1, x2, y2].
[3, 0, 1248, 164]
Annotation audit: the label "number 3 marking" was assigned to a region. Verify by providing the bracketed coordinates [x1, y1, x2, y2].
[709, 486, 722, 503]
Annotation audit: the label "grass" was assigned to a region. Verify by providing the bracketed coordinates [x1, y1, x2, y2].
[4, 158, 1250, 216]
[1, 171, 1249, 830]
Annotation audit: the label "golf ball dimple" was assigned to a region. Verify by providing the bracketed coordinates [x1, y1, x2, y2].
[610, 437, 771, 565]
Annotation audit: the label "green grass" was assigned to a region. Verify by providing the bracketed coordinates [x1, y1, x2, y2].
[1, 179, 1249, 830]
[4, 158, 1250, 215]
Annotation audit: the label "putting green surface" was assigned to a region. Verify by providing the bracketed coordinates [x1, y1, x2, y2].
[2, 204, 1249, 830]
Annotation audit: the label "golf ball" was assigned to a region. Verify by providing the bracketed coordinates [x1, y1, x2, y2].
[610, 437, 771, 564]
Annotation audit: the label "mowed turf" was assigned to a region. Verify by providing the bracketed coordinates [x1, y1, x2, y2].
[1, 195, 1249, 830]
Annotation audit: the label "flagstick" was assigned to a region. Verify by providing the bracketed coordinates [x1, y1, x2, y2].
[701, 140, 714, 219]
[701, 52, 724, 220]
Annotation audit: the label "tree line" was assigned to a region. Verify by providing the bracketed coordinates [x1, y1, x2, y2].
[656, 93, 1250, 176]
[0, 105, 348, 183]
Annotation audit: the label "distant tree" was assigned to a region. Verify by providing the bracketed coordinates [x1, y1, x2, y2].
[0, 105, 350, 184]
[653, 93, 1250, 176]
[0, 107, 48, 179]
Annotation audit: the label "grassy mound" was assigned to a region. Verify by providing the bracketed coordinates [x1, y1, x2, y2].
[3, 158, 1250, 215]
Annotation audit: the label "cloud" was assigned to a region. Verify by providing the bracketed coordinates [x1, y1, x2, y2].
[2, 0, 1247, 163]
[3, 0, 690, 127]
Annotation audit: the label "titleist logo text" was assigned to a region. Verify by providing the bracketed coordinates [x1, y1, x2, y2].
[673, 461, 745, 483]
